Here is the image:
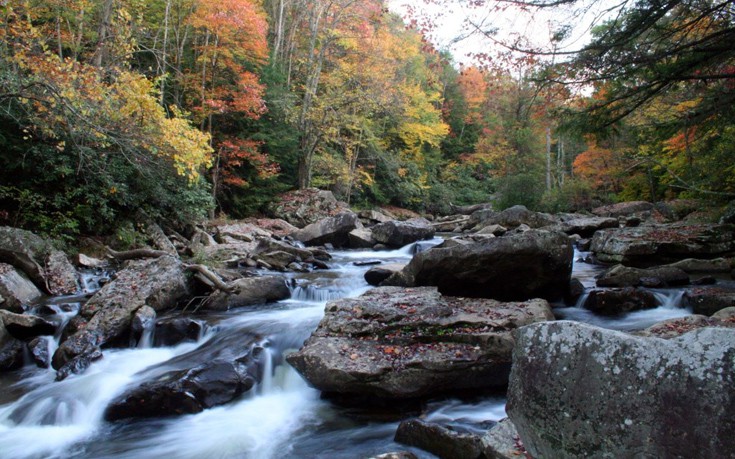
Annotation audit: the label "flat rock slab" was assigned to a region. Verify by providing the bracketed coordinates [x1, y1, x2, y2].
[287, 287, 554, 400]
[590, 224, 735, 266]
[507, 321, 735, 458]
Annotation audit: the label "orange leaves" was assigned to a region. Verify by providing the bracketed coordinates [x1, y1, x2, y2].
[216, 138, 278, 188]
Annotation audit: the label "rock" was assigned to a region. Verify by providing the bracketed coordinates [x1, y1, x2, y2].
[213, 222, 272, 244]
[105, 335, 266, 420]
[243, 218, 299, 238]
[559, 216, 618, 238]
[591, 200, 654, 218]
[394, 419, 484, 459]
[370, 218, 435, 248]
[590, 224, 735, 266]
[385, 230, 573, 302]
[450, 203, 494, 215]
[636, 315, 735, 339]
[291, 212, 359, 248]
[692, 275, 717, 285]
[358, 209, 393, 225]
[55, 348, 103, 381]
[267, 188, 349, 228]
[27, 336, 52, 368]
[0, 319, 24, 371]
[713, 306, 735, 321]
[253, 238, 327, 261]
[0, 310, 55, 340]
[0, 227, 78, 296]
[154, 317, 204, 347]
[366, 453, 418, 459]
[432, 215, 470, 232]
[286, 287, 554, 400]
[203, 276, 290, 311]
[348, 228, 376, 249]
[76, 253, 107, 268]
[256, 251, 298, 271]
[683, 287, 735, 316]
[52, 256, 190, 370]
[596, 264, 689, 288]
[507, 321, 735, 459]
[59, 315, 87, 343]
[481, 418, 525, 459]
[476, 224, 507, 236]
[667, 257, 732, 273]
[467, 205, 557, 231]
[364, 263, 406, 286]
[719, 200, 735, 224]
[583, 288, 658, 315]
[0, 263, 43, 313]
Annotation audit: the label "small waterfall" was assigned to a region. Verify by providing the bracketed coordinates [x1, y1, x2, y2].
[137, 323, 155, 349]
[289, 284, 348, 303]
[652, 290, 686, 309]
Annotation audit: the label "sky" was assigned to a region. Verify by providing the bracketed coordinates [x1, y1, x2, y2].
[387, 0, 607, 67]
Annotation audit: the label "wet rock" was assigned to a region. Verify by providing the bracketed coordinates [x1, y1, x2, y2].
[267, 188, 349, 228]
[0, 263, 43, 313]
[287, 287, 554, 400]
[591, 201, 654, 218]
[154, 317, 204, 347]
[476, 224, 507, 236]
[358, 209, 393, 226]
[596, 264, 689, 288]
[213, 222, 271, 244]
[203, 276, 290, 311]
[59, 315, 87, 343]
[507, 321, 735, 458]
[635, 315, 735, 339]
[583, 288, 658, 315]
[76, 253, 107, 268]
[0, 310, 55, 340]
[364, 263, 406, 286]
[481, 418, 524, 459]
[0, 320, 24, 371]
[27, 336, 52, 368]
[564, 278, 585, 306]
[256, 251, 298, 271]
[291, 212, 359, 248]
[53, 256, 190, 369]
[348, 228, 376, 249]
[667, 257, 732, 273]
[0, 226, 74, 294]
[692, 275, 717, 285]
[467, 205, 557, 231]
[684, 287, 735, 316]
[395, 419, 484, 459]
[590, 224, 735, 266]
[55, 348, 103, 381]
[370, 218, 435, 248]
[385, 230, 573, 302]
[367, 452, 418, 459]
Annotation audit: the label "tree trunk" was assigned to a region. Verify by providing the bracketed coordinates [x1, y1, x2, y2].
[92, 0, 115, 67]
[545, 126, 552, 191]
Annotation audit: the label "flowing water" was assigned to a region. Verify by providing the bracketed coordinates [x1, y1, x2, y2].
[0, 241, 695, 459]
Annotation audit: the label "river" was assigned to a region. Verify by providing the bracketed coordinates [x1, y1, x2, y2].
[0, 240, 693, 458]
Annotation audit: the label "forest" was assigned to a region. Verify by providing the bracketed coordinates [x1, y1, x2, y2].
[1, 0, 734, 240]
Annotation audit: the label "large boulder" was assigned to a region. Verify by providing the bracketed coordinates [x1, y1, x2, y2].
[507, 321, 735, 458]
[267, 188, 349, 228]
[683, 287, 735, 316]
[394, 419, 484, 459]
[558, 216, 619, 238]
[364, 263, 406, 286]
[348, 228, 376, 249]
[0, 310, 55, 340]
[52, 256, 190, 371]
[0, 263, 43, 313]
[291, 212, 359, 248]
[595, 264, 690, 288]
[666, 257, 732, 273]
[385, 230, 573, 302]
[466, 205, 557, 231]
[0, 226, 77, 295]
[202, 276, 290, 311]
[590, 223, 735, 266]
[369, 218, 435, 248]
[636, 314, 735, 339]
[582, 288, 658, 315]
[286, 287, 554, 400]
[481, 418, 526, 459]
[0, 318, 24, 371]
[591, 200, 654, 218]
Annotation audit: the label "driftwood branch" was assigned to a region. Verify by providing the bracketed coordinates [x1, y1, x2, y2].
[106, 247, 171, 260]
[449, 203, 494, 215]
[430, 218, 469, 227]
[185, 264, 234, 293]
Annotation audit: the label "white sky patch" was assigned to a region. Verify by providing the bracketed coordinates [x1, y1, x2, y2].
[387, 0, 609, 67]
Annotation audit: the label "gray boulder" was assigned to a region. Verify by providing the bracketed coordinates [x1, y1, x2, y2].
[52, 256, 190, 371]
[596, 264, 690, 288]
[371, 218, 435, 248]
[267, 188, 349, 228]
[203, 276, 290, 311]
[591, 200, 654, 218]
[348, 228, 376, 249]
[0, 263, 43, 312]
[287, 287, 553, 400]
[590, 224, 735, 266]
[507, 321, 735, 458]
[636, 314, 735, 339]
[666, 257, 732, 273]
[684, 287, 735, 316]
[558, 216, 618, 238]
[364, 263, 406, 286]
[467, 205, 557, 231]
[583, 288, 658, 315]
[0, 310, 55, 340]
[481, 418, 525, 459]
[385, 230, 573, 302]
[394, 419, 484, 459]
[291, 212, 359, 248]
[154, 317, 204, 347]
[28, 336, 52, 368]
[0, 319, 24, 371]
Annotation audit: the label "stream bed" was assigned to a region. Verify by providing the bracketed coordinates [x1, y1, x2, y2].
[0, 241, 694, 459]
